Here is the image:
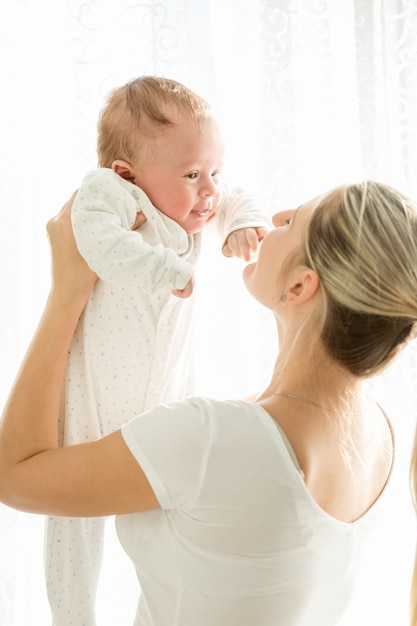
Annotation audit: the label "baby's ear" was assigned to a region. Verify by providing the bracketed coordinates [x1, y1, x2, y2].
[111, 160, 135, 183]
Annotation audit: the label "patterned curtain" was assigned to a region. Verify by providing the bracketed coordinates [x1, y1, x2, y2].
[0, 1, 416, 624]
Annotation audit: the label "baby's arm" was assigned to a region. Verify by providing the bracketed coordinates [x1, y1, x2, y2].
[72, 169, 193, 295]
[214, 186, 272, 261]
[222, 227, 269, 261]
[171, 276, 194, 299]
[131, 210, 194, 298]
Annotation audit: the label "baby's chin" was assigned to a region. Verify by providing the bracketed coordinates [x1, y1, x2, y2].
[184, 213, 216, 234]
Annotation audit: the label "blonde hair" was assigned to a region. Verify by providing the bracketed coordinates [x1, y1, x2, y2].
[97, 75, 213, 167]
[304, 180, 417, 377]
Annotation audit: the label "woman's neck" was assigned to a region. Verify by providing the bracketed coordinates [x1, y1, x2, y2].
[257, 346, 366, 413]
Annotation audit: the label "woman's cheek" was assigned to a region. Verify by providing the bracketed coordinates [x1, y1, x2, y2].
[243, 256, 281, 310]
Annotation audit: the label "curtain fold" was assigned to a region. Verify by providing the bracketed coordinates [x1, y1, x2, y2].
[0, 1, 416, 624]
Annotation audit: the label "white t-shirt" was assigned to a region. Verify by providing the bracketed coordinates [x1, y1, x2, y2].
[117, 397, 392, 626]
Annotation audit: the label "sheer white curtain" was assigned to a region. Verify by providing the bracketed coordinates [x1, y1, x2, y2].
[0, 1, 416, 624]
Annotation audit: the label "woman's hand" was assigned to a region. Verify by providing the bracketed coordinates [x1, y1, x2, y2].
[46, 191, 97, 312]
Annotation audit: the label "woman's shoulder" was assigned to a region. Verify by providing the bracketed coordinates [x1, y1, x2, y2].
[179, 395, 262, 417]
[130, 396, 266, 434]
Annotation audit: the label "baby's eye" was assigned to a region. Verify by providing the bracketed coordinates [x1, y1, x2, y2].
[212, 169, 222, 179]
[187, 172, 198, 179]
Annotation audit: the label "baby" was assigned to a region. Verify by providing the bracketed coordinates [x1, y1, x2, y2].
[44, 75, 271, 625]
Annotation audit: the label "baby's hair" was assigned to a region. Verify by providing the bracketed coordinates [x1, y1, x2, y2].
[97, 75, 212, 167]
[305, 180, 417, 377]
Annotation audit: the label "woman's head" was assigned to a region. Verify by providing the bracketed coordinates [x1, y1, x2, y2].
[246, 180, 417, 377]
[306, 181, 417, 376]
[97, 75, 213, 168]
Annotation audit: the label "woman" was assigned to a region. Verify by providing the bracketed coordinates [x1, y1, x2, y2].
[1, 181, 416, 626]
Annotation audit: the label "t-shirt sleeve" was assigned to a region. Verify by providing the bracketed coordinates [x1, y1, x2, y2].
[121, 398, 213, 510]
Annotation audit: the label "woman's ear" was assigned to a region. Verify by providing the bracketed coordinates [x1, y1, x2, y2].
[112, 160, 135, 183]
[284, 267, 320, 306]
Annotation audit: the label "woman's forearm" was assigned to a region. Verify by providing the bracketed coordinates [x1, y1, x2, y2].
[0, 196, 96, 503]
[0, 294, 80, 467]
[0, 289, 159, 518]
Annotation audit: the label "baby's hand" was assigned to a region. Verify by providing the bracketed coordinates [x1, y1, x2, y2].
[172, 276, 194, 299]
[132, 211, 147, 230]
[222, 226, 269, 261]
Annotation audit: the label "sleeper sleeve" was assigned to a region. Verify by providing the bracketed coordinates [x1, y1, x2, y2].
[213, 185, 272, 246]
[121, 398, 213, 510]
[71, 169, 193, 292]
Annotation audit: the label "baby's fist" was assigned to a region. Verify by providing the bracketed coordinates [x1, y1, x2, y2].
[222, 226, 269, 261]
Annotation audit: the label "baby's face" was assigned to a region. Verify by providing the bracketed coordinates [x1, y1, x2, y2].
[132, 115, 225, 233]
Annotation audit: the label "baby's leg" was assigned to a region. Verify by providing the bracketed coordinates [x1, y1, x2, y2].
[44, 515, 106, 626]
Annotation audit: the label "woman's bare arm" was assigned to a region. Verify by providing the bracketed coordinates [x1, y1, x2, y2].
[0, 193, 159, 516]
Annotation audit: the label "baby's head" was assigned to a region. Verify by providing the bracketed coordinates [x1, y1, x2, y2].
[97, 76, 224, 234]
[97, 75, 213, 168]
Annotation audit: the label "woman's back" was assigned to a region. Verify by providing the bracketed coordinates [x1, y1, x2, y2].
[116, 397, 392, 626]
[261, 391, 394, 523]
